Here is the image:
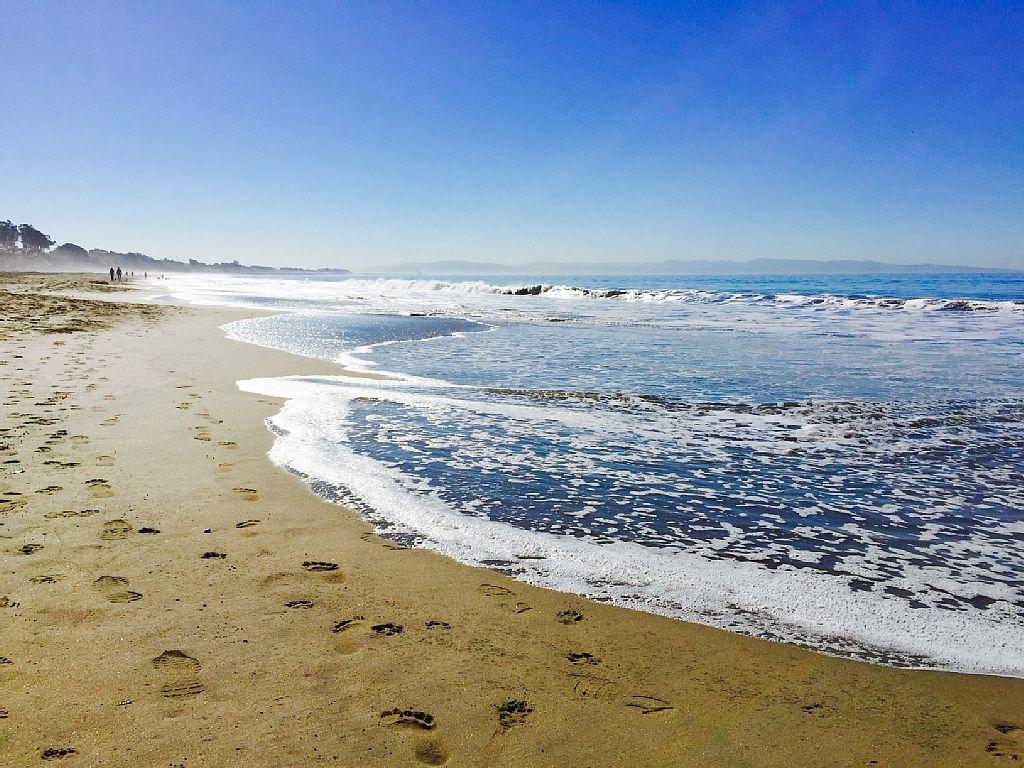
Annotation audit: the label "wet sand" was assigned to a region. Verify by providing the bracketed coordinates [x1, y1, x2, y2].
[1, 272, 1021, 766]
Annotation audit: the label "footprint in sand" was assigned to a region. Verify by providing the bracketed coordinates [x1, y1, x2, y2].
[151, 650, 204, 699]
[496, 700, 533, 730]
[380, 710, 449, 764]
[93, 575, 142, 603]
[86, 479, 113, 498]
[201, 551, 227, 560]
[232, 487, 259, 501]
[30, 574, 62, 584]
[413, 739, 450, 766]
[193, 426, 211, 441]
[569, 672, 616, 700]
[371, 623, 404, 637]
[567, 652, 600, 665]
[36, 485, 63, 495]
[42, 461, 79, 470]
[479, 583, 514, 597]
[479, 584, 532, 614]
[381, 709, 436, 730]
[17, 543, 43, 555]
[331, 616, 364, 633]
[69, 435, 89, 448]
[96, 455, 115, 467]
[41, 747, 77, 760]
[626, 695, 673, 715]
[556, 609, 584, 624]
[285, 599, 314, 609]
[45, 509, 99, 519]
[100, 416, 119, 427]
[235, 519, 260, 529]
[44, 431, 67, 445]
[100, 519, 132, 541]
[987, 723, 1023, 762]
[218, 441, 238, 449]
[302, 561, 338, 572]
[0, 497, 27, 514]
[360, 531, 404, 551]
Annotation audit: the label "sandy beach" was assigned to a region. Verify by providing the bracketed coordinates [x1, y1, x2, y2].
[1, 273, 1021, 767]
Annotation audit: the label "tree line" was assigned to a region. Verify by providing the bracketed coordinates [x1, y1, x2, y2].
[0, 220, 56, 254]
[1, 217, 352, 274]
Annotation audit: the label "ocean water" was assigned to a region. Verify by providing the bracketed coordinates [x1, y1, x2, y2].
[158, 272, 1024, 676]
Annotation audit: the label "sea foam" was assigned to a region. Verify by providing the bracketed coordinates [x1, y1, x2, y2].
[158, 272, 1024, 677]
[240, 372, 1024, 676]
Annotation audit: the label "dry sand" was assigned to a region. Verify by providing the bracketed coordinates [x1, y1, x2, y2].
[1, 273, 1021, 767]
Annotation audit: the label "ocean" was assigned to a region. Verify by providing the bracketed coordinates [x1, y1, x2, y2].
[158, 271, 1024, 676]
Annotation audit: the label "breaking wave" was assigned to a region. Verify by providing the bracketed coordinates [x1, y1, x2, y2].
[161, 271, 1024, 677]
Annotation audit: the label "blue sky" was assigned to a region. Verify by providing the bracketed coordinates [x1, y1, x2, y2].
[1, 1, 1021, 269]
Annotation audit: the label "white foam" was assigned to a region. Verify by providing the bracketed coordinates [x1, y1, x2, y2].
[161, 273, 1024, 316]
[238, 373, 1024, 678]
[161, 273, 1024, 676]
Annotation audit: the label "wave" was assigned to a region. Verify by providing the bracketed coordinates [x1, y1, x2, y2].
[176, 273, 1024, 676]
[488, 283, 1024, 312]
[236, 373, 1024, 677]
[237, 275, 1024, 312]
[161, 273, 1024, 317]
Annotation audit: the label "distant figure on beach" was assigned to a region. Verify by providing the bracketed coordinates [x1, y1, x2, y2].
[109, 267, 115, 282]
[116, 267, 122, 281]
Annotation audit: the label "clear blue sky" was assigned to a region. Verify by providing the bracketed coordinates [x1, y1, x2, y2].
[1, 1, 1021, 269]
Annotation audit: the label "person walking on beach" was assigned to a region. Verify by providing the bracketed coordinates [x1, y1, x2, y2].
[116, 267, 122, 281]
[109, 266, 115, 282]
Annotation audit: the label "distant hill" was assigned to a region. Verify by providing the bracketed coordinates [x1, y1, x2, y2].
[368, 258, 1014, 276]
[0, 219, 350, 275]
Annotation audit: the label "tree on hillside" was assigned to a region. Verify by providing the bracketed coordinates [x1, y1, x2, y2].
[0, 220, 17, 251]
[17, 224, 55, 254]
[55, 242, 89, 258]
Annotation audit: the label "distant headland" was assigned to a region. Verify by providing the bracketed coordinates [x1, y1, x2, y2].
[369, 258, 1018, 277]
[0, 219, 351, 275]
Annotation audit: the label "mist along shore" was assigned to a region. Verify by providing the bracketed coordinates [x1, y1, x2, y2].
[0, 272, 1021, 767]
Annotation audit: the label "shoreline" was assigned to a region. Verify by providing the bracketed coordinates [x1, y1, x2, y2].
[224, 289, 1021, 679]
[242, 362, 1023, 678]
[1, 273, 1022, 766]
